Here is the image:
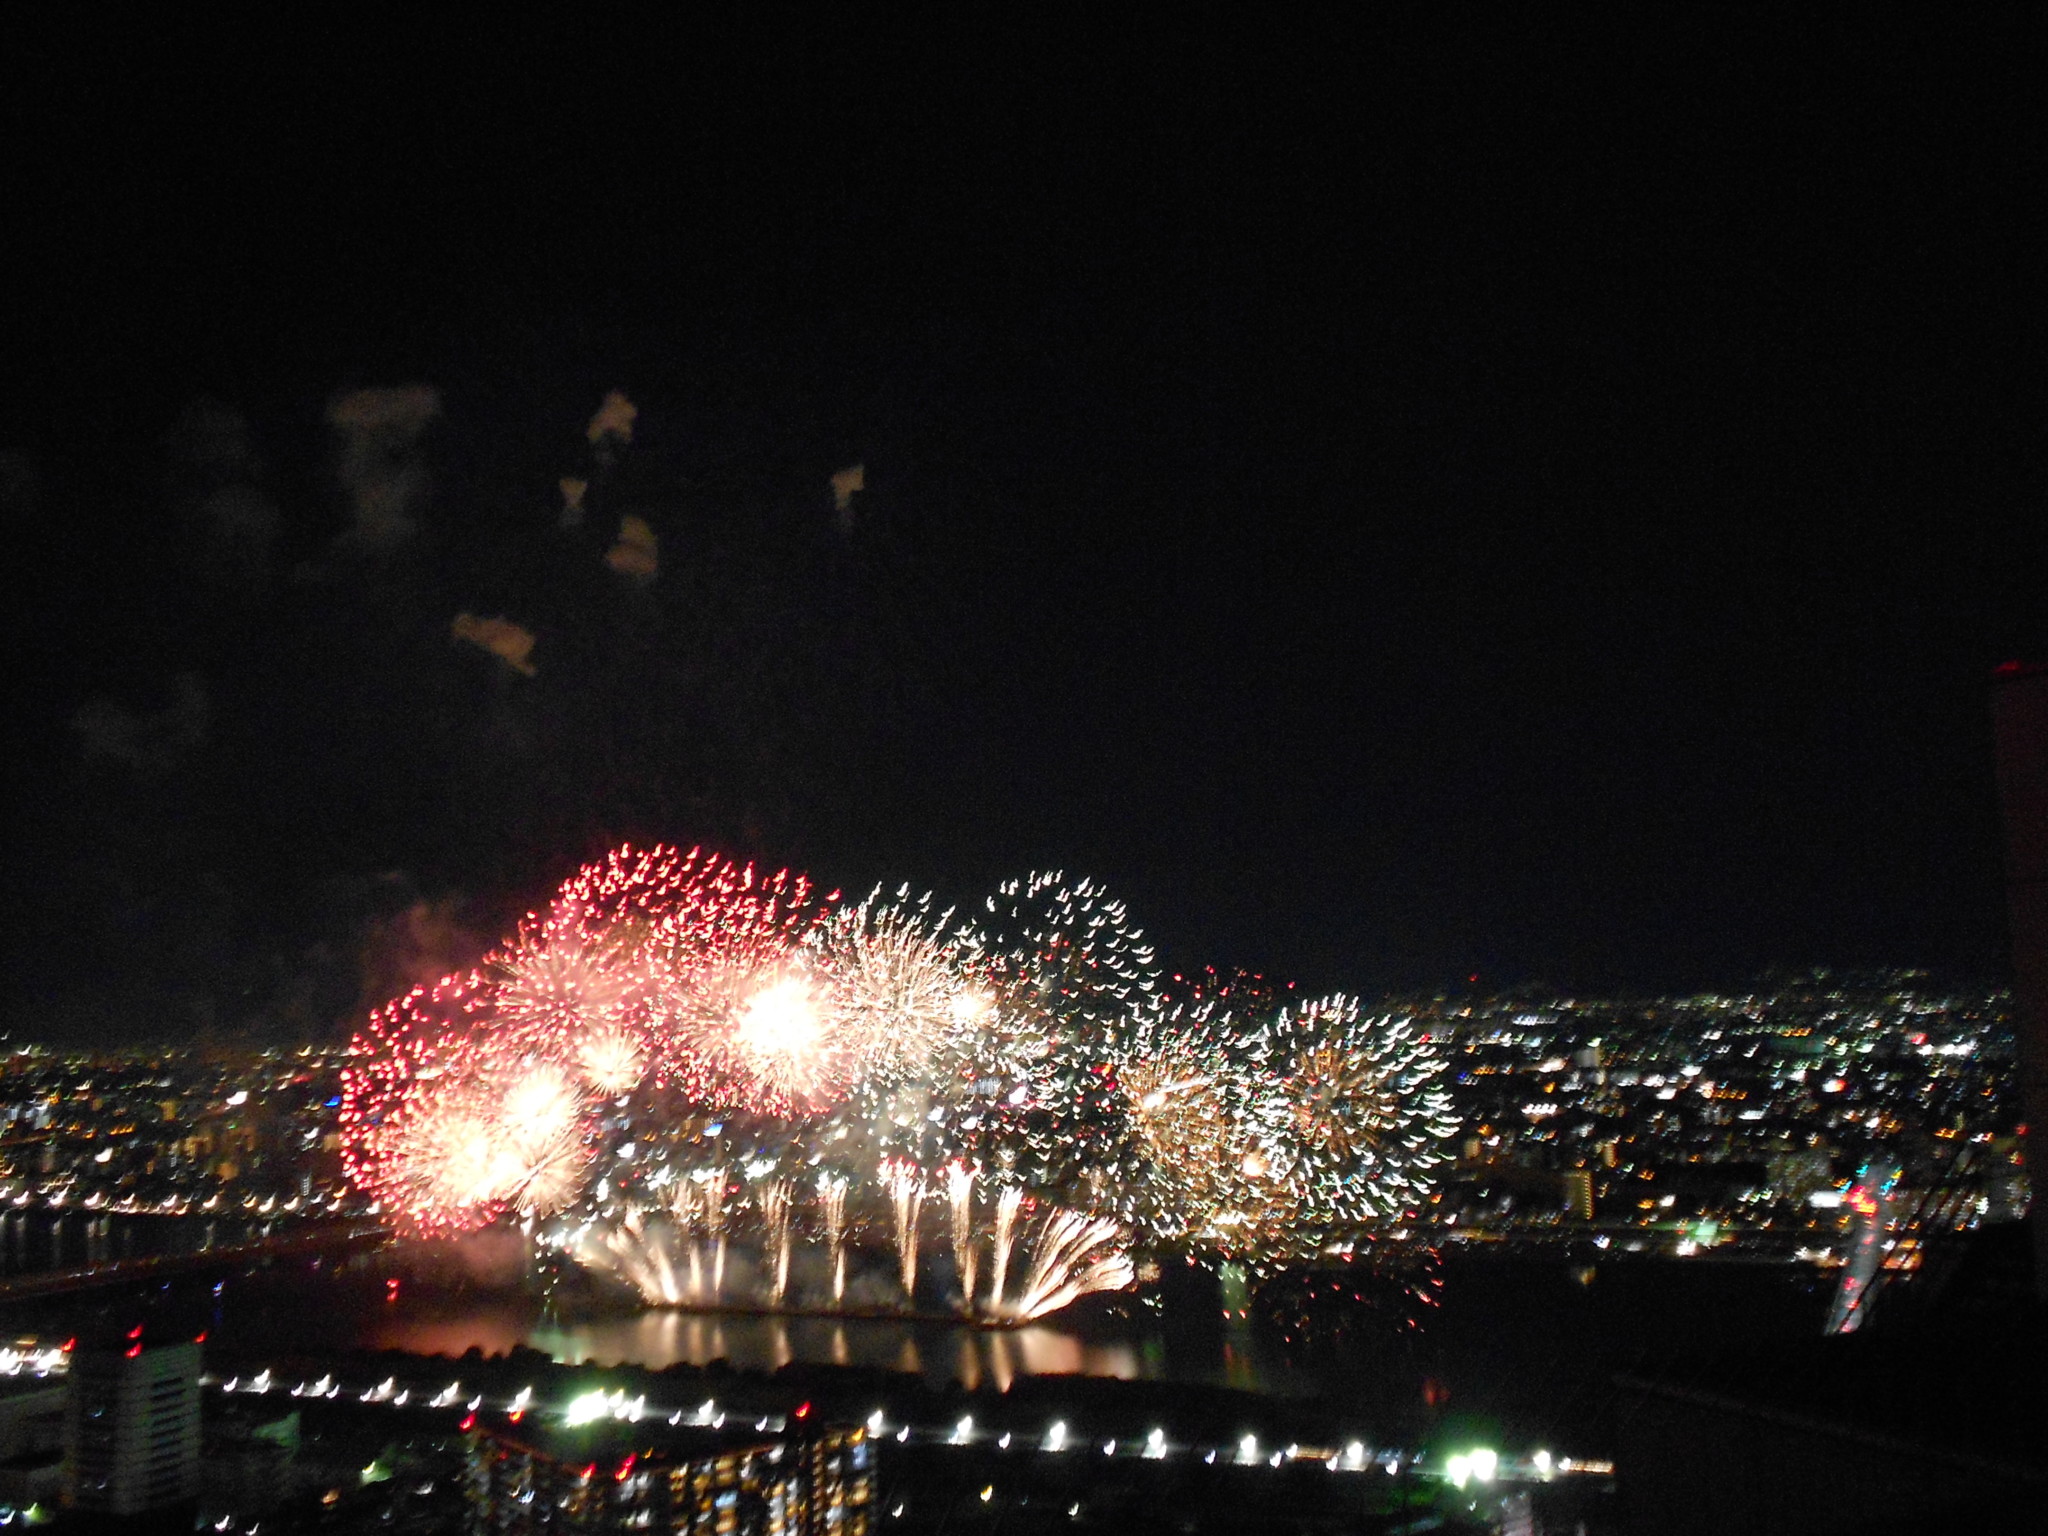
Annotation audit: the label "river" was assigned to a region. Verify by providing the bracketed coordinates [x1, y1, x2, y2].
[0, 1215, 1834, 1450]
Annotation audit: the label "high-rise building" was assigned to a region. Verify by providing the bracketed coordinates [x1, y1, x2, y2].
[1561, 1167, 1595, 1220]
[63, 1338, 201, 1527]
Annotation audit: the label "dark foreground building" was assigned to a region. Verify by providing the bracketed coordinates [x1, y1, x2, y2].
[466, 1406, 872, 1534]
[63, 1337, 202, 1531]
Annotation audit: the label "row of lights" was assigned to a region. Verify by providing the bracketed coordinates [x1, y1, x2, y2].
[213, 1369, 1597, 1487]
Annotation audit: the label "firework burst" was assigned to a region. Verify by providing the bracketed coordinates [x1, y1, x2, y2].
[1250, 995, 1457, 1245]
[342, 843, 1457, 1309]
[811, 889, 972, 1072]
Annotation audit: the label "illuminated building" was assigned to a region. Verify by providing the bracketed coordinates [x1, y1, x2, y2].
[1560, 1168, 1594, 1221]
[464, 1409, 871, 1534]
[63, 1338, 201, 1526]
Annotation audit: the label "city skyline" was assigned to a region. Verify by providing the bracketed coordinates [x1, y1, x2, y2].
[1, 17, 2038, 1530]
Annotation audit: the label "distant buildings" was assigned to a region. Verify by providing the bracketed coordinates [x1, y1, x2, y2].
[1416, 972, 2026, 1251]
[465, 1408, 872, 1534]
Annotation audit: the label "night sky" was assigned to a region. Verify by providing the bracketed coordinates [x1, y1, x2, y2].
[3, 14, 2039, 1040]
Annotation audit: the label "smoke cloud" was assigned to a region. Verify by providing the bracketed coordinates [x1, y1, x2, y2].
[326, 385, 442, 551]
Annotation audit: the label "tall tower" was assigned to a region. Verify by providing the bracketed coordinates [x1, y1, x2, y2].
[1561, 1167, 1595, 1221]
[64, 1338, 201, 1527]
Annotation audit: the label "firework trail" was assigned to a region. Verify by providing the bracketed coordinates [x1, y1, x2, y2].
[946, 1161, 979, 1306]
[702, 1167, 730, 1298]
[987, 1185, 1024, 1313]
[660, 1171, 705, 1298]
[759, 1180, 795, 1306]
[817, 1173, 850, 1303]
[882, 1159, 923, 1301]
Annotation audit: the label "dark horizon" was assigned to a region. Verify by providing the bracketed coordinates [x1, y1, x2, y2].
[3, 13, 2039, 1040]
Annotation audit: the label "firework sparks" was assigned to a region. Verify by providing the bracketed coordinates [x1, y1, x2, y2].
[987, 1185, 1024, 1312]
[1000, 1208, 1135, 1321]
[882, 1159, 924, 1301]
[1257, 996, 1456, 1239]
[811, 890, 967, 1069]
[576, 1212, 692, 1305]
[701, 1168, 730, 1296]
[946, 1161, 979, 1305]
[731, 977, 830, 1102]
[343, 843, 1456, 1311]
[818, 1173, 850, 1303]
[758, 1180, 795, 1305]
[578, 1028, 646, 1095]
[491, 918, 642, 1048]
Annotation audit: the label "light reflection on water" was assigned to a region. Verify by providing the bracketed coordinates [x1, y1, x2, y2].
[367, 1304, 1152, 1390]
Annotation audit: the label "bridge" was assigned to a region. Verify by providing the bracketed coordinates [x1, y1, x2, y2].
[0, 1219, 388, 1301]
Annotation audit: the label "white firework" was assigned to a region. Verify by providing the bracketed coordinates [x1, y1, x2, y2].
[998, 1208, 1136, 1321]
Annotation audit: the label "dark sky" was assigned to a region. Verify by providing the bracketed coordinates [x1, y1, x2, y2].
[2, 12, 2040, 1036]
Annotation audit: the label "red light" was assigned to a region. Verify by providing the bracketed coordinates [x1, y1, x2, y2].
[194, 1331, 207, 1344]
[459, 1413, 476, 1431]
[616, 1454, 636, 1480]
[509, 1408, 525, 1423]
[794, 1401, 812, 1420]
[127, 1325, 143, 1339]
[125, 1343, 142, 1359]
[62, 1339, 75, 1353]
